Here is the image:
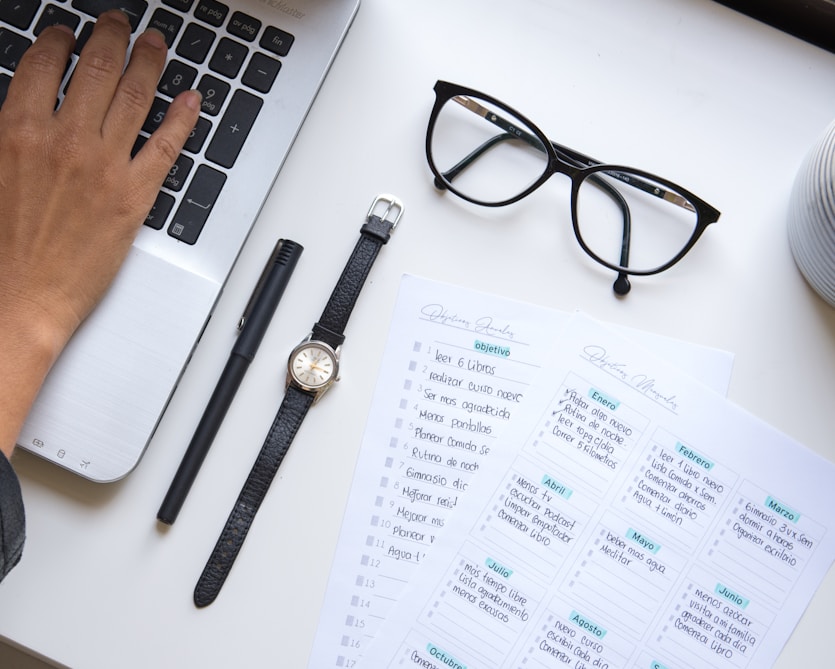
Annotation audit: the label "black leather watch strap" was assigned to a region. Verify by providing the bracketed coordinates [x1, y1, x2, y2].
[312, 197, 403, 349]
[193, 195, 403, 607]
[194, 385, 314, 607]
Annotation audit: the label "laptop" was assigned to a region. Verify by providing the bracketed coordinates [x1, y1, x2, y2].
[712, 0, 835, 54]
[0, 0, 360, 482]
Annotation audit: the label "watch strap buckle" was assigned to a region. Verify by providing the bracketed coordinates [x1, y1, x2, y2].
[364, 194, 404, 238]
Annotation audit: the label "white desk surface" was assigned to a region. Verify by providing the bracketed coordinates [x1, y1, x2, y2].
[2, 0, 835, 667]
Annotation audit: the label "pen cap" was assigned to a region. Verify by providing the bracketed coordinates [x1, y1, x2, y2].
[788, 119, 835, 307]
[235, 239, 304, 358]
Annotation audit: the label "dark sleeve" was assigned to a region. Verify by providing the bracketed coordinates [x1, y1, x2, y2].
[0, 450, 25, 583]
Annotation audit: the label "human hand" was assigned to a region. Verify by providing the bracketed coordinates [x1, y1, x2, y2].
[0, 11, 201, 359]
[0, 11, 201, 457]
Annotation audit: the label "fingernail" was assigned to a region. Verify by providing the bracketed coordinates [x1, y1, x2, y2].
[142, 27, 168, 49]
[184, 89, 203, 112]
[49, 23, 76, 37]
[104, 9, 131, 25]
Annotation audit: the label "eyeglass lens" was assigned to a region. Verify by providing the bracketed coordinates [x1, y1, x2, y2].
[575, 170, 699, 272]
[430, 92, 702, 274]
[430, 95, 548, 204]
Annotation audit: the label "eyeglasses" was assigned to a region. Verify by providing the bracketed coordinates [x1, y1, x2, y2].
[425, 80, 721, 295]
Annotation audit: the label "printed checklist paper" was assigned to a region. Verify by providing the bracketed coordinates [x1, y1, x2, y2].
[307, 274, 735, 669]
[359, 310, 835, 669]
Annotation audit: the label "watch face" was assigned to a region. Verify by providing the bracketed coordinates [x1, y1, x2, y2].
[289, 341, 338, 391]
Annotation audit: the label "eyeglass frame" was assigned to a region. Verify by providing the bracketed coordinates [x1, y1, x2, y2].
[425, 80, 722, 294]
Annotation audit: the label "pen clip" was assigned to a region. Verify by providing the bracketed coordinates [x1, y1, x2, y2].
[238, 239, 290, 331]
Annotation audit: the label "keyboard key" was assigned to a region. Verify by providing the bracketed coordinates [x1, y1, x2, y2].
[241, 52, 279, 93]
[208, 36, 246, 78]
[145, 191, 175, 230]
[136, 113, 211, 157]
[131, 133, 146, 157]
[0, 0, 41, 30]
[158, 59, 196, 97]
[147, 7, 182, 47]
[195, 73, 228, 115]
[71, 0, 147, 31]
[184, 115, 212, 153]
[164, 153, 193, 191]
[259, 25, 293, 57]
[34, 4, 81, 35]
[0, 28, 32, 71]
[73, 20, 94, 55]
[193, 0, 226, 27]
[226, 10, 259, 42]
[142, 98, 209, 150]
[0, 72, 11, 107]
[168, 164, 226, 244]
[142, 96, 169, 134]
[131, 133, 193, 197]
[175, 21, 215, 64]
[205, 89, 261, 168]
[162, 0, 193, 12]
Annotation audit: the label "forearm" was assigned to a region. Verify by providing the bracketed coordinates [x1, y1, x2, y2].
[0, 299, 63, 459]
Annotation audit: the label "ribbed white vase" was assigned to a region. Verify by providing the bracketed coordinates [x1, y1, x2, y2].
[788, 119, 835, 307]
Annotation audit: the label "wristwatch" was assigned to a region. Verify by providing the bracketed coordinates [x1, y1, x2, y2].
[194, 195, 403, 607]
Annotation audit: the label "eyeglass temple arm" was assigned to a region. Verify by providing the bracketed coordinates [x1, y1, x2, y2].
[591, 174, 632, 296]
[553, 142, 696, 214]
[434, 132, 518, 187]
[447, 96, 695, 214]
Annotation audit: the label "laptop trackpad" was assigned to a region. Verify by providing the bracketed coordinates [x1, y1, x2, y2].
[18, 246, 221, 483]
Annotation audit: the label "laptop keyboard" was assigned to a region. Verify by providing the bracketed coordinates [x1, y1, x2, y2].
[0, 0, 293, 245]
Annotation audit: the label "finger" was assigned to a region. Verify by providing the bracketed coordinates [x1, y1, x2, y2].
[60, 10, 131, 123]
[2, 25, 74, 119]
[130, 89, 201, 200]
[101, 28, 168, 141]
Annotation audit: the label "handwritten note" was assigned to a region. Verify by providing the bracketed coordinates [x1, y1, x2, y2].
[307, 275, 733, 668]
[360, 313, 835, 669]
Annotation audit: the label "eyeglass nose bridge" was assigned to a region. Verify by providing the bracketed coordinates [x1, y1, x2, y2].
[547, 142, 596, 182]
[520, 147, 591, 203]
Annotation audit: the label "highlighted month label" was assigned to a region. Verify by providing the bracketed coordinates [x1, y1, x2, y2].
[765, 496, 800, 523]
[627, 527, 661, 554]
[541, 473, 573, 500]
[589, 387, 621, 410]
[675, 442, 714, 471]
[425, 643, 467, 669]
[485, 557, 513, 578]
[715, 583, 750, 609]
[569, 610, 607, 638]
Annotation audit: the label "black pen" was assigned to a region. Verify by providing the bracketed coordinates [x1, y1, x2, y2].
[157, 238, 303, 525]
